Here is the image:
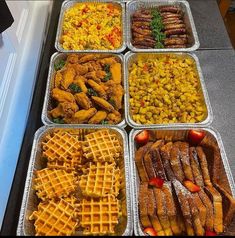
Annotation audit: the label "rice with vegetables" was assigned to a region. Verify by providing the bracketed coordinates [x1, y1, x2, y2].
[60, 3, 122, 50]
[128, 54, 207, 124]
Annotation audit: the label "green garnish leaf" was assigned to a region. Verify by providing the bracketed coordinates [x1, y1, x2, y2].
[104, 64, 110, 73]
[69, 83, 82, 93]
[87, 88, 98, 96]
[101, 120, 109, 125]
[54, 59, 65, 71]
[108, 98, 116, 107]
[52, 118, 65, 124]
[103, 72, 112, 82]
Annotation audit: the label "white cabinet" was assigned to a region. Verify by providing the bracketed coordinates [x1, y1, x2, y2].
[0, 0, 52, 229]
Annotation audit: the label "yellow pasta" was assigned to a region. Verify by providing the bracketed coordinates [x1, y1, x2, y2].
[129, 54, 207, 124]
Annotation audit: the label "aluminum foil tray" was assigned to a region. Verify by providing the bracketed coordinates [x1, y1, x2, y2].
[55, 0, 126, 53]
[124, 52, 213, 128]
[129, 127, 235, 236]
[17, 125, 133, 236]
[126, 0, 200, 52]
[42, 52, 127, 128]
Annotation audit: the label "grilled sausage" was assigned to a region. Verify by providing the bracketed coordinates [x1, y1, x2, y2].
[163, 19, 184, 25]
[132, 32, 155, 41]
[161, 13, 182, 19]
[165, 28, 186, 36]
[165, 44, 186, 48]
[158, 5, 181, 14]
[164, 37, 187, 46]
[133, 12, 152, 19]
[164, 23, 186, 30]
[132, 27, 152, 36]
[131, 17, 152, 22]
[133, 44, 153, 49]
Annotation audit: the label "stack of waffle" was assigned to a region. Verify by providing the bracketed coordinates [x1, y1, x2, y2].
[29, 129, 123, 236]
[135, 140, 235, 236]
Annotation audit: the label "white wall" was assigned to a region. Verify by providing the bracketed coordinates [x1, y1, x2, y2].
[0, 0, 52, 229]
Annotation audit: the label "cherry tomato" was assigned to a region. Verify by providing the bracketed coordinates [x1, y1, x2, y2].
[188, 129, 205, 145]
[144, 227, 158, 236]
[135, 130, 149, 145]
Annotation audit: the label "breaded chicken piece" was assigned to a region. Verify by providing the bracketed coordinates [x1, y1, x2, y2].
[65, 108, 97, 124]
[88, 111, 107, 124]
[106, 110, 122, 124]
[74, 92, 92, 109]
[52, 88, 75, 103]
[54, 71, 63, 88]
[87, 80, 107, 99]
[98, 57, 118, 66]
[84, 71, 101, 84]
[61, 67, 76, 90]
[78, 54, 97, 64]
[50, 102, 78, 118]
[110, 63, 121, 84]
[67, 54, 79, 64]
[105, 80, 124, 110]
[73, 64, 88, 75]
[74, 76, 88, 93]
[92, 96, 115, 112]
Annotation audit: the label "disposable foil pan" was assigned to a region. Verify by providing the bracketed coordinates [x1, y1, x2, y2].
[17, 125, 133, 236]
[126, 0, 200, 52]
[124, 52, 213, 128]
[129, 127, 235, 236]
[55, 0, 126, 53]
[41, 52, 127, 128]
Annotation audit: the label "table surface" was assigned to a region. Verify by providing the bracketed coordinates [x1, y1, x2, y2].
[189, 0, 233, 50]
[1, 0, 235, 235]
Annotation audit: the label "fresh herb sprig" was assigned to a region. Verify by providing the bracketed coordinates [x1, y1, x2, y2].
[102, 64, 112, 82]
[69, 83, 82, 93]
[52, 118, 65, 124]
[150, 10, 166, 49]
[54, 59, 65, 71]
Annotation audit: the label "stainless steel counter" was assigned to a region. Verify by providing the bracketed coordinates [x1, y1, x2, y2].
[195, 49, 235, 177]
[189, 0, 233, 49]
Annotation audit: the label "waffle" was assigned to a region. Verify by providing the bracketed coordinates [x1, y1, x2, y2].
[42, 130, 82, 162]
[82, 129, 122, 163]
[33, 168, 77, 200]
[29, 199, 78, 236]
[79, 162, 121, 197]
[78, 194, 121, 235]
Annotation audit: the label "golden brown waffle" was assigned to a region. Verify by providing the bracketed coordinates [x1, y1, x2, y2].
[42, 130, 82, 162]
[29, 199, 78, 236]
[79, 162, 121, 197]
[82, 129, 122, 163]
[78, 194, 121, 235]
[47, 154, 83, 172]
[33, 168, 77, 200]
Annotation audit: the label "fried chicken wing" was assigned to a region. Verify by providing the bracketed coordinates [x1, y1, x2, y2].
[78, 54, 97, 64]
[73, 64, 89, 75]
[54, 71, 63, 88]
[49, 102, 78, 118]
[52, 88, 75, 103]
[74, 92, 92, 109]
[98, 57, 118, 66]
[91, 96, 115, 112]
[106, 110, 122, 124]
[88, 111, 107, 124]
[105, 80, 124, 110]
[74, 76, 88, 93]
[61, 67, 76, 90]
[87, 80, 107, 99]
[65, 108, 97, 124]
[67, 54, 79, 64]
[84, 71, 101, 84]
[110, 63, 121, 84]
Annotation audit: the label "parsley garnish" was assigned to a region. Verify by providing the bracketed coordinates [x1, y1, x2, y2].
[101, 120, 109, 125]
[87, 88, 98, 96]
[52, 118, 65, 124]
[102, 64, 111, 82]
[69, 83, 82, 93]
[54, 59, 65, 71]
[108, 98, 116, 107]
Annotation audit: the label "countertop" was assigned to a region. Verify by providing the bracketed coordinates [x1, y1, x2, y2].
[195, 49, 235, 177]
[188, 0, 232, 49]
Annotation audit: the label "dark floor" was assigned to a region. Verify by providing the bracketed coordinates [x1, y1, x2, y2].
[224, 10, 235, 48]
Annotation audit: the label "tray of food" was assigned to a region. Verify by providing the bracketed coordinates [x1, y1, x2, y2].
[17, 125, 132, 236]
[55, 0, 126, 53]
[42, 52, 126, 127]
[130, 127, 235, 236]
[125, 52, 212, 128]
[126, 0, 199, 52]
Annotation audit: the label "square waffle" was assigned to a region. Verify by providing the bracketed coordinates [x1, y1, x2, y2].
[78, 194, 121, 235]
[82, 129, 122, 163]
[33, 168, 77, 200]
[79, 162, 121, 197]
[42, 130, 82, 162]
[29, 199, 78, 236]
